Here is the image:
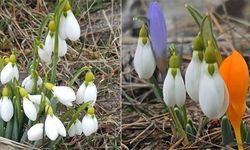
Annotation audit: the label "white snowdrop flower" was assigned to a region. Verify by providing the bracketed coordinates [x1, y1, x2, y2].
[68, 119, 82, 137]
[76, 82, 97, 105]
[28, 94, 49, 105]
[22, 97, 37, 121]
[1, 54, 19, 84]
[185, 33, 205, 102]
[59, 6, 80, 41]
[27, 123, 43, 141]
[0, 96, 14, 122]
[82, 114, 98, 136]
[134, 25, 156, 79]
[38, 46, 52, 64]
[163, 55, 186, 107]
[198, 42, 229, 119]
[44, 105, 66, 141]
[58, 37, 67, 57]
[22, 75, 43, 93]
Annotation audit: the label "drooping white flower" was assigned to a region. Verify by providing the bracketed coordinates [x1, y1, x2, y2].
[199, 63, 229, 119]
[45, 114, 66, 141]
[163, 68, 186, 107]
[38, 46, 52, 64]
[76, 82, 97, 105]
[22, 75, 43, 93]
[1, 63, 19, 84]
[59, 10, 80, 41]
[28, 94, 49, 105]
[22, 97, 37, 121]
[134, 24, 156, 79]
[68, 119, 82, 137]
[27, 123, 44, 141]
[0, 96, 14, 122]
[82, 114, 98, 136]
[52, 86, 76, 106]
[185, 51, 204, 102]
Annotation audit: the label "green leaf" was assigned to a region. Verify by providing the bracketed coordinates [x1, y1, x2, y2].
[221, 116, 234, 145]
[0, 118, 5, 137]
[133, 15, 148, 24]
[68, 66, 90, 86]
[5, 118, 14, 139]
[185, 4, 203, 27]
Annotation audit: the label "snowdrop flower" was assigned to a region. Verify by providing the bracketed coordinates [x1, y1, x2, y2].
[185, 33, 204, 102]
[199, 41, 229, 119]
[82, 107, 98, 136]
[59, 1, 80, 41]
[0, 54, 19, 84]
[27, 123, 44, 141]
[38, 45, 52, 64]
[147, 2, 168, 74]
[134, 24, 156, 79]
[22, 74, 43, 93]
[163, 54, 186, 107]
[76, 71, 97, 105]
[45, 83, 76, 106]
[68, 119, 82, 137]
[45, 105, 66, 141]
[0, 87, 13, 122]
[44, 20, 68, 57]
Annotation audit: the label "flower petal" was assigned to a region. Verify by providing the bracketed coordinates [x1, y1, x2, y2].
[68, 123, 76, 137]
[44, 32, 54, 55]
[1, 63, 14, 84]
[38, 47, 52, 64]
[23, 98, 37, 121]
[58, 37, 67, 57]
[1, 97, 14, 122]
[59, 15, 67, 40]
[45, 115, 58, 141]
[27, 123, 44, 141]
[133, 39, 156, 79]
[65, 10, 81, 41]
[53, 115, 66, 137]
[163, 69, 175, 107]
[82, 115, 98, 136]
[84, 83, 97, 105]
[13, 64, 19, 81]
[174, 69, 186, 107]
[75, 119, 82, 135]
[76, 84, 86, 104]
[53, 86, 76, 106]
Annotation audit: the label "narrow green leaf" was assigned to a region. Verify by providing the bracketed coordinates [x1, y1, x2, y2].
[68, 66, 90, 86]
[0, 118, 5, 136]
[185, 4, 203, 27]
[221, 116, 234, 145]
[5, 118, 14, 139]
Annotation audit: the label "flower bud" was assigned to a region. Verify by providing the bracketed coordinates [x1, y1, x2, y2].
[87, 107, 95, 115]
[63, 1, 71, 12]
[9, 54, 16, 63]
[205, 41, 216, 64]
[45, 83, 54, 90]
[2, 86, 9, 96]
[48, 20, 56, 32]
[193, 32, 204, 51]
[85, 71, 94, 83]
[169, 54, 180, 68]
[19, 87, 28, 97]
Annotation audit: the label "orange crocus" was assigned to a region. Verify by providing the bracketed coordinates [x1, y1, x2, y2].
[219, 50, 249, 150]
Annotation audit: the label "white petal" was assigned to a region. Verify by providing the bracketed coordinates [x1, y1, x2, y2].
[53, 86, 75, 106]
[76, 84, 86, 104]
[216, 84, 229, 118]
[185, 51, 202, 102]
[65, 10, 81, 41]
[23, 98, 37, 121]
[53, 115, 66, 137]
[59, 15, 67, 40]
[75, 119, 82, 135]
[45, 115, 58, 141]
[22, 76, 33, 93]
[68, 123, 76, 137]
[38, 47, 52, 64]
[1, 63, 14, 84]
[13, 64, 19, 81]
[1, 97, 13, 122]
[163, 69, 175, 107]
[84, 83, 97, 106]
[29, 95, 42, 104]
[174, 70, 186, 107]
[199, 67, 224, 119]
[58, 37, 67, 57]
[82, 115, 98, 136]
[44, 32, 54, 55]
[27, 123, 44, 141]
[133, 39, 156, 79]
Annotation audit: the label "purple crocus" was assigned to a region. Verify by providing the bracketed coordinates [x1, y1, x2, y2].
[147, 2, 168, 75]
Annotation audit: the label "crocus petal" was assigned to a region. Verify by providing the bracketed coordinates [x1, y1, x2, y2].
[134, 38, 156, 79]
[68, 123, 76, 137]
[185, 51, 202, 102]
[58, 37, 67, 57]
[1, 63, 14, 84]
[147, 2, 168, 73]
[27, 123, 44, 141]
[38, 47, 52, 64]
[65, 10, 81, 41]
[59, 15, 67, 40]
[82, 115, 98, 136]
[163, 69, 175, 107]
[75, 119, 82, 135]
[1, 97, 14, 122]
[23, 98, 37, 121]
[174, 70, 186, 107]
[44, 32, 54, 55]
[45, 115, 58, 141]
[53, 115, 66, 137]
[53, 86, 76, 106]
